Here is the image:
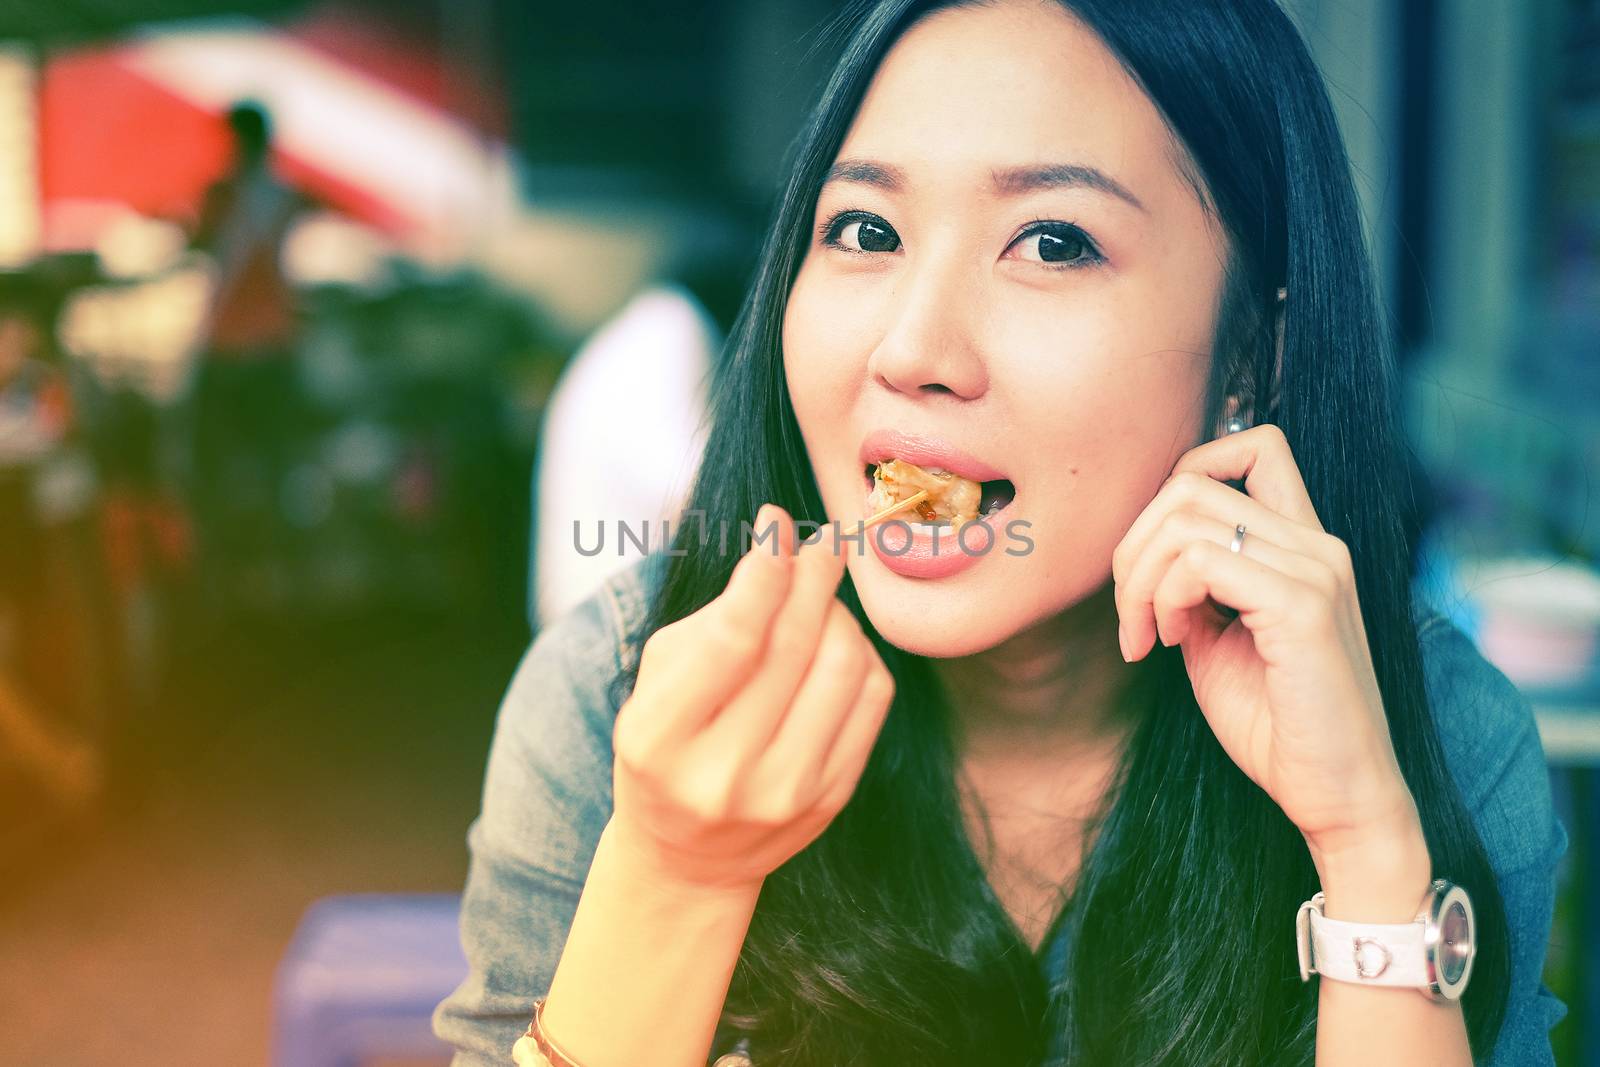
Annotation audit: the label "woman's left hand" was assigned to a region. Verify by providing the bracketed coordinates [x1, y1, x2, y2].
[1110, 423, 1423, 869]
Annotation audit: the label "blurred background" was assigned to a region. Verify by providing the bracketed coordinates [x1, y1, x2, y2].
[0, 0, 1594, 1064]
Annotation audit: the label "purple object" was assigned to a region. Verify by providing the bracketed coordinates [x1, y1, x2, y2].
[273, 893, 467, 1067]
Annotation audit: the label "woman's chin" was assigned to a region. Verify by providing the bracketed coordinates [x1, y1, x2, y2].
[877, 628, 1002, 659]
[849, 576, 1017, 658]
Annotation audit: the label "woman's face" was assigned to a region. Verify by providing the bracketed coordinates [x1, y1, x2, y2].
[782, 0, 1230, 658]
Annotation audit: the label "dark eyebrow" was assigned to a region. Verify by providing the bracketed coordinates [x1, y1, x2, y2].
[822, 157, 1147, 214]
[990, 163, 1147, 213]
[823, 159, 906, 191]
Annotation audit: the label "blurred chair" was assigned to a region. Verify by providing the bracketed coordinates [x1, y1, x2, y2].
[272, 893, 466, 1067]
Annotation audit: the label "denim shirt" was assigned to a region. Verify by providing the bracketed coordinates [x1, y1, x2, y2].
[433, 551, 1569, 1066]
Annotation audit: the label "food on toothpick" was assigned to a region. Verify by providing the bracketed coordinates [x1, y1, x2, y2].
[865, 458, 983, 533]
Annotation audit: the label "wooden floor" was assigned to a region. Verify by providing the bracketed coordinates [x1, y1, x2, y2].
[0, 604, 528, 1067]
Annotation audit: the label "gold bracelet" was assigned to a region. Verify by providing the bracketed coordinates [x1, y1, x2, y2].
[514, 995, 756, 1066]
[521, 996, 586, 1067]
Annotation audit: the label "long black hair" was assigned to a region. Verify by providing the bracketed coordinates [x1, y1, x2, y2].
[613, 1, 1511, 1062]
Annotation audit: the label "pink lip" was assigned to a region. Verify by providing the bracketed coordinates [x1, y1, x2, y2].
[854, 428, 1019, 580]
[865, 501, 1015, 579]
[857, 428, 1008, 483]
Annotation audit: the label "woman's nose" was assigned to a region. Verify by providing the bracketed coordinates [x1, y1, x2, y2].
[864, 262, 989, 401]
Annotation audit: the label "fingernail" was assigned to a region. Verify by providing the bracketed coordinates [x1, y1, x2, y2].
[1118, 622, 1131, 662]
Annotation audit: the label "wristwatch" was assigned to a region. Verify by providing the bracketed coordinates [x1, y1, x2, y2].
[1296, 878, 1476, 1001]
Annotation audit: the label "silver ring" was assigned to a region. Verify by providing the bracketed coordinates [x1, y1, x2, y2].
[1230, 523, 1247, 553]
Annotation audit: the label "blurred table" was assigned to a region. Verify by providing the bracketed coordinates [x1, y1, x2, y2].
[1529, 674, 1600, 1066]
[1538, 707, 1600, 766]
[1532, 668, 1600, 765]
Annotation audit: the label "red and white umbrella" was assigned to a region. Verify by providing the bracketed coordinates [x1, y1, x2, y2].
[38, 15, 519, 253]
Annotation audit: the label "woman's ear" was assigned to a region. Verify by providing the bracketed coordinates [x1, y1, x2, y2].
[1219, 288, 1287, 435]
[1221, 394, 1249, 434]
[1269, 286, 1285, 416]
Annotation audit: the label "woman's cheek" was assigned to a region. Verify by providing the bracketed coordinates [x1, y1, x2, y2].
[782, 303, 863, 508]
[1004, 353, 1195, 566]
[781, 290, 825, 400]
[784, 293, 875, 415]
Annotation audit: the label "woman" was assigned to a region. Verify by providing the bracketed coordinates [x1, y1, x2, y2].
[434, 1, 1566, 1064]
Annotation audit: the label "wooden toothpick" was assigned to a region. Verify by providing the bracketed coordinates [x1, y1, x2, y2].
[863, 489, 930, 529]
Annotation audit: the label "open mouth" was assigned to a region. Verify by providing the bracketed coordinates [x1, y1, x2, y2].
[978, 477, 1017, 514]
[862, 460, 1016, 526]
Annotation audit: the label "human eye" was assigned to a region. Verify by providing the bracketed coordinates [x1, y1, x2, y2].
[817, 209, 902, 255]
[1004, 219, 1105, 270]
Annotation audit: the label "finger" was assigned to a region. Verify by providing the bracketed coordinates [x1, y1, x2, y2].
[815, 652, 894, 811]
[794, 514, 850, 585]
[756, 600, 871, 772]
[1112, 468, 1335, 590]
[707, 530, 854, 752]
[633, 504, 796, 732]
[711, 502, 798, 636]
[1166, 422, 1324, 529]
[1119, 512, 1321, 660]
[1146, 538, 1333, 656]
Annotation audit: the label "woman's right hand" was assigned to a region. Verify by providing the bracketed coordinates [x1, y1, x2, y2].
[607, 503, 895, 893]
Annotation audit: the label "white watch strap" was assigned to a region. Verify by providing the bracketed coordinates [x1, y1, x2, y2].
[1306, 907, 1430, 987]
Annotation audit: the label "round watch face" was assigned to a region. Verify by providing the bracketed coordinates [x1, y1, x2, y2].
[1427, 882, 1477, 999]
[1439, 899, 1473, 984]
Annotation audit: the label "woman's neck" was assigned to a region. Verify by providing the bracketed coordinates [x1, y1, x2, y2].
[934, 578, 1136, 767]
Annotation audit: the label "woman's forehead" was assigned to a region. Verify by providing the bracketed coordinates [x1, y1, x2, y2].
[833, 1, 1188, 213]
